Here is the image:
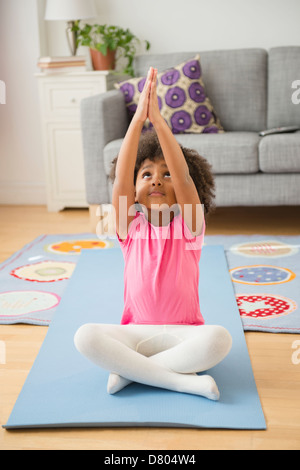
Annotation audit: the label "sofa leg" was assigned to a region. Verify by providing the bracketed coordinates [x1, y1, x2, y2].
[89, 204, 116, 236]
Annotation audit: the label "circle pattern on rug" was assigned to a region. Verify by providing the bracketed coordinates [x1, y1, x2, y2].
[231, 241, 298, 258]
[230, 265, 296, 285]
[10, 261, 76, 282]
[0, 291, 60, 317]
[44, 239, 113, 255]
[236, 294, 297, 320]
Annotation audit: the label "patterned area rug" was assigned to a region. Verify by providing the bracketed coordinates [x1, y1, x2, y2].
[0, 233, 299, 333]
[205, 235, 300, 333]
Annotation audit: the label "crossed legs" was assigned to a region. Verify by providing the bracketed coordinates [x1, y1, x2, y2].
[74, 324, 232, 401]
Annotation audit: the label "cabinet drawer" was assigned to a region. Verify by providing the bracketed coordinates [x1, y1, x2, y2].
[51, 88, 92, 110]
[43, 80, 106, 117]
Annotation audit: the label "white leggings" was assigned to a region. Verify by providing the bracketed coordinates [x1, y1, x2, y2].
[74, 324, 232, 401]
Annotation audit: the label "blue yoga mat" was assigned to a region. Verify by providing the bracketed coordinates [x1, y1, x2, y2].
[4, 246, 266, 430]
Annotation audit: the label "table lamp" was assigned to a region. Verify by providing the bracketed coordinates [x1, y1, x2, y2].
[45, 0, 97, 56]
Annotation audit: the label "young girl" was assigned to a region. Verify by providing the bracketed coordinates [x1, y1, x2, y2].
[74, 67, 232, 400]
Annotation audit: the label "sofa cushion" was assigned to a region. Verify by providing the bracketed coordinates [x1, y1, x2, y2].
[115, 55, 224, 135]
[268, 47, 300, 128]
[259, 131, 300, 173]
[133, 49, 268, 132]
[103, 132, 260, 177]
[214, 173, 300, 206]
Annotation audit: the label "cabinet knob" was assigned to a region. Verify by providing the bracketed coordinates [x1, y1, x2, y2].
[71, 98, 77, 104]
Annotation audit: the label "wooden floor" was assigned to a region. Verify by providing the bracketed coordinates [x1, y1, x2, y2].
[1, 205, 300, 450]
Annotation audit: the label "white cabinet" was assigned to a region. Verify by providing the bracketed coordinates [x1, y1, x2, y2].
[36, 71, 118, 211]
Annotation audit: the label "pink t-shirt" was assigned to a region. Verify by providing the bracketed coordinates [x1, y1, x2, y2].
[117, 211, 206, 326]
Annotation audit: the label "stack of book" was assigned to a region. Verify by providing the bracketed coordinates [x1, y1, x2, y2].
[37, 56, 87, 73]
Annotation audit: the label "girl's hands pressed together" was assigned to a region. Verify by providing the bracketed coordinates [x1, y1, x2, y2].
[133, 67, 154, 124]
[148, 68, 163, 127]
[133, 67, 163, 126]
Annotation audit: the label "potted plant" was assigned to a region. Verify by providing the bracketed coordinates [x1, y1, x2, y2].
[73, 23, 151, 76]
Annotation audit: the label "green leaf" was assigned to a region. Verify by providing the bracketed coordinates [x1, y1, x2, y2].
[83, 24, 92, 35]
[108, 39, 118, 51]
[81, 37, 92, 47]
[99, 43, 108, 55]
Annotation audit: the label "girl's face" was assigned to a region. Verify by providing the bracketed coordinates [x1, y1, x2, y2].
[135, 157, 178, 212]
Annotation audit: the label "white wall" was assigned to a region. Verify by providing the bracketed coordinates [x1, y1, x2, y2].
[0, 0, 46, 205]
[47, 0, 300, 56]
[1, 0, 300, 206]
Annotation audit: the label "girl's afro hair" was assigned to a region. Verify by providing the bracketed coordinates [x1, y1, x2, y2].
[109, 129, 216, 216]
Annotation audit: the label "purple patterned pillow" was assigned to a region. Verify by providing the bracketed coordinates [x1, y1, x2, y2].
[114, 55, 224, 134]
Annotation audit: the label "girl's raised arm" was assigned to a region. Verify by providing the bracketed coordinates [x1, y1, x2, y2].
[149, 70, 204, 236]
[112, 68, 154, 240]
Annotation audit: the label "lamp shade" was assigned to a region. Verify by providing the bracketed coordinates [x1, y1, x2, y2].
[45, 0, 97, 21]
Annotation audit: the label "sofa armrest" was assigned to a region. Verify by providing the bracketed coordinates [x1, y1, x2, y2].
[80, 90, 128, 205]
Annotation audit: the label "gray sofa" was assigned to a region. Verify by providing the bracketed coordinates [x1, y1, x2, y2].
[80, 47, 300, 209]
